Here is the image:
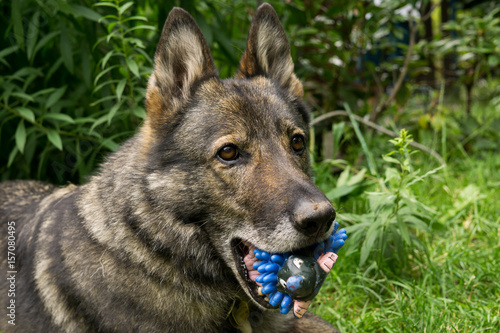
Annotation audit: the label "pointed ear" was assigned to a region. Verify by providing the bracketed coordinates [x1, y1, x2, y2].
[146, 7, 217, 129]
[235, 3, 303, 99]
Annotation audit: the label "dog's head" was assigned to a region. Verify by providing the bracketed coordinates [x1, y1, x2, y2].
[142, 3, 335, 308]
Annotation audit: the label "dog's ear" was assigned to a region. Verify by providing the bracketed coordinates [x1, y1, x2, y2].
[235, 3, 303, 99]
[146, 7, 217, 129]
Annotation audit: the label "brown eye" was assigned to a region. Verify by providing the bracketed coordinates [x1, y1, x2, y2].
[218, 145, 239, 161]
[291, 134, 305, 154]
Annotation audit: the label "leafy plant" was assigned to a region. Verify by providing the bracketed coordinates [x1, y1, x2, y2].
[0, 0, 154, 184]
[434, 7, 500, 115]
[90, 0, 154, 133]
[341, 129, 440, 273]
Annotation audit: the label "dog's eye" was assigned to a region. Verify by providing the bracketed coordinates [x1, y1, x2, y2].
[291, 134, 305, 154]
[217, 145, 239, 162]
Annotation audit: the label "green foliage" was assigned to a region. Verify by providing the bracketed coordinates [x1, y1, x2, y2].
[91, 0, 154, 130]
[431, 7, 500, 114]
[287, 0, 420, 113]
[439, 7, 500, 76]
[0, 0, 153, 183]
[311, 151, 500, 332]
[322, 129, 440, 274]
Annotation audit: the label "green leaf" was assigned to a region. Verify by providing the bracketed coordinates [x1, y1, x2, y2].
[344, 103, 377, 175]
[404, 215, 431, 232]
[382, 155, 401, 165]
[135, 48, 153, 65]
[347, 168, 366, 186]
[337, 167, 350, 187]
[125, 37, 145, 48]
[11, 92, 35, 102]
[332, 121, 345, 156]
[15, 120, 26, 154]
[126, 58, 140, 78]
[93, 2, 118, 9]
[106, 31, 119, 43]
[90, 114, 109, 132]
[107, 21, 119, 33]
[45, 86, 67, 109]
[297, 27, 319, 35]
[131, 106, 146, 119]
[71, 4, 103, 22]
[326, 184, 359, 200]
[8, 146, 19, 167]
[46, 129, 63, 150]
[360, 221, 381, 265]
[107, 101, 123, 125]
[45, 58, 63, 82]
[93, 79, 119, 94]
[24, 132, 37, 165]
[124, 25, 157, 35]
[27, 11, 40, 62]
[101, 50, 115, 69]
[395, 215, 411, 245]
[94, 64, 119, 85]
[12, 0, 25, 50]
[60, 28, 74, 74]
[90, 95, 118, 107]
[50, 0, 75, 15]
[33, 31, 60, 60]
[0, 45, 19, 61]
[122, 16, 148, 23]
[73, 117, 99, 124]
[101, 138, 119, 151]
[385, 167, 400, 185]
[44, 113, 75, 124]
[118, 1, 134, 15]
[16, 107, 35, 123]
[13, 67, 41, 78]
[116, 79, 127, 101]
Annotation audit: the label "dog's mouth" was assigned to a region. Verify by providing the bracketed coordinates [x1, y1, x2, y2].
[232, 238, 273, 308]
[231, 238, 315, 308]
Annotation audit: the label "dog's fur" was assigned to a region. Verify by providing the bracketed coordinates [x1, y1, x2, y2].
[0, 4, 340, 332]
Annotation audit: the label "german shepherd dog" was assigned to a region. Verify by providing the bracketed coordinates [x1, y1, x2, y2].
[0, 3, 340, 332]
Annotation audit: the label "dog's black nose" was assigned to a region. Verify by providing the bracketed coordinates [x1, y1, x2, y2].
[293, 199, 335, 236]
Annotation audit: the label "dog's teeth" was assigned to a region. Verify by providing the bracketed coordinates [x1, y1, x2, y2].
[264, 296, 269, 302]
[258, 287, 264, 296]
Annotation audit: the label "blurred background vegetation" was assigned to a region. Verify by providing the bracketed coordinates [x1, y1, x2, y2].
[1, 0, 499, 331]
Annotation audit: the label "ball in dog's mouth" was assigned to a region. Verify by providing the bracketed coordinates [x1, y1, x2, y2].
[232, 238, 315, 309]
[232, 238, 274, 308]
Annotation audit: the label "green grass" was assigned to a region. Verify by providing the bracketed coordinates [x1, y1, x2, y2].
[310, 133, 500, 331]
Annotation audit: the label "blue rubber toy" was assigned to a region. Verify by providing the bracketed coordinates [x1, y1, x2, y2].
[253, 221, 347, 315]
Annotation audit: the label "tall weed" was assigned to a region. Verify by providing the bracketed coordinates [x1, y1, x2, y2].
[338, 130, 441, 274]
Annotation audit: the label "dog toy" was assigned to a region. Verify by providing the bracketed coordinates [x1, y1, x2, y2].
[253, 221, 347, 318]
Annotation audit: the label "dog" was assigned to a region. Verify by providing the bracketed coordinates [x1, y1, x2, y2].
[0, 3, 340, 332]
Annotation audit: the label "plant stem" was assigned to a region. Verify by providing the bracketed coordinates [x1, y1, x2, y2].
[115, 0, 136, 107]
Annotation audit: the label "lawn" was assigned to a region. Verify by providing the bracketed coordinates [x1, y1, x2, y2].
[310, 102, 500, 332]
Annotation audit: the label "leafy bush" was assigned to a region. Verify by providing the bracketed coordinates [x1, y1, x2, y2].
[433, 7, 500, 115]
[334, 130, 441, 273]
[0, 0, 154, 183]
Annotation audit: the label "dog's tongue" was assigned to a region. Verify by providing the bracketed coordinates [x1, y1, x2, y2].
[242, 242, 261, 283]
